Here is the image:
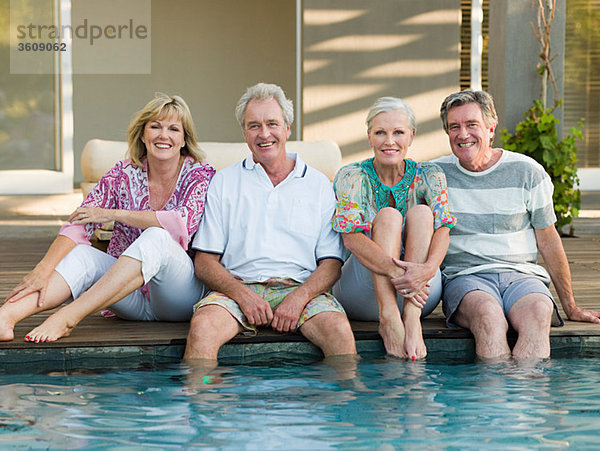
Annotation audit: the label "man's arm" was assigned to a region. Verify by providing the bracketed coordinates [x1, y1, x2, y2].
[535, 225, 600, 323]
[194, 251, 273, 326]
[271, 258, 342, 333]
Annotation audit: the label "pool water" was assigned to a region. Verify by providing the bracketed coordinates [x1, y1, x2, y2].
[1, 355, 599, 449]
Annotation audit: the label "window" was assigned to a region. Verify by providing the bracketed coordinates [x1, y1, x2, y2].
[460, 0, 489, 91]
[564, 0, 600, 168]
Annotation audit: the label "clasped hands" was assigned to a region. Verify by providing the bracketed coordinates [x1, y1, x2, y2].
[390, 258, 434, 309]
[238, 291, 306, 333]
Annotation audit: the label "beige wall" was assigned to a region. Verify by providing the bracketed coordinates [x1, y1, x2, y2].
[303, 0, 460, 164]
[72, 0, 296, 183]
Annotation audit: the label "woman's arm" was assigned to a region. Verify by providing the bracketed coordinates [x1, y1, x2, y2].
[391, 225, 449, 294]
[342, 232, 404, 279]
[5, 235, 77, 306]
[71, 161, 214, 243]
[69, 207, 161, 230]
[391, 163, 454, 294]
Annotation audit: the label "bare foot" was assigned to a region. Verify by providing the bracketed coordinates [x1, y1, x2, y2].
[378, 312, 407, 358]
[404, 317, 427, 360]
[25, 312, 75, 343]
[0, 313, 15, 341]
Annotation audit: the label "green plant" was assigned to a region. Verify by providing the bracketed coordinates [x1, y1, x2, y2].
[501, 100, 582, 235]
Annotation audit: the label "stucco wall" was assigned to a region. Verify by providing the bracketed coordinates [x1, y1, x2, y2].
[488, 0, 565, 141]
[72, 0, 296, 183]
[302, 0, 461, 164]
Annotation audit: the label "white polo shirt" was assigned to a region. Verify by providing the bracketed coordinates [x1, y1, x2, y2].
[192, 153, 343, 283]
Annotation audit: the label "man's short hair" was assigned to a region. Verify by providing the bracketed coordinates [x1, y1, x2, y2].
[235, 83, 294, 134]
[365, 97, 417, 134]
[440, 89, 498, 133]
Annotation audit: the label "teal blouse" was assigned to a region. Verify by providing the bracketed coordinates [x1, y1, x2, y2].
[332, 158, 456, 234]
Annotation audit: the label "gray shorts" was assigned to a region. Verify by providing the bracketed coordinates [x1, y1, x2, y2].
[333, 253, 441, 321]
[442, 272, 564, 328]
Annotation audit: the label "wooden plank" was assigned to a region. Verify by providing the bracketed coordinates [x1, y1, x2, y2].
[1, 225, 600, 352]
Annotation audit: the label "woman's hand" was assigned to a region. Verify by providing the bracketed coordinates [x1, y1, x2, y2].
[69, 207, 114, 225]
[405, 287, 430, 309]
[6, 263, 54, 307]
[390, 259, 435, 296]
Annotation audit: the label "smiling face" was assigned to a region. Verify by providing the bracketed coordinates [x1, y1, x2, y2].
[446, 102, 496, 171]
[368, 109, 415, 167]
[141, 113, 185, 164]
[243, 98, 290, 166]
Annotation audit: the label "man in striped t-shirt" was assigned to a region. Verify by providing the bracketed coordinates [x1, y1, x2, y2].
[434, 90, 600, 360]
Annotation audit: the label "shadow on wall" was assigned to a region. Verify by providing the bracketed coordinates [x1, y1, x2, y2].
[303, 0, 461, 164]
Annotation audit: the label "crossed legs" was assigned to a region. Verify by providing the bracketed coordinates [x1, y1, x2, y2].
[0, 271, 73, 341]
[454, 290, 554, 359]
[2, 227, 197, 343]
[25, 255, 144, 342]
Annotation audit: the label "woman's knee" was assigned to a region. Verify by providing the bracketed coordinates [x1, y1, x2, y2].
[58, 244, 113, 276]
[372, 207, 403, 240]
[55, 245, 116, 297]
[125, 227, 175, 261]
[373, 207, 403, 228]
[138, 227, 172, 245]
[405, 205, 433, 228]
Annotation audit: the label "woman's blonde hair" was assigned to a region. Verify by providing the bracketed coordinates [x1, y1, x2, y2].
[127, 93, 205, 167]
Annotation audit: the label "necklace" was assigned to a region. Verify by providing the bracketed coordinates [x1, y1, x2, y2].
[148, 157, 183, 210]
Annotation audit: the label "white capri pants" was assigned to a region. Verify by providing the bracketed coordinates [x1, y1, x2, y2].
[55, 227, 208, 321]
[332, 253, 442, 321]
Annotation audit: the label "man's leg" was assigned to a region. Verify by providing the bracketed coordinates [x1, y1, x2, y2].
[453, 290, 511, 359]
[508, 293, 554, 359]
[299, 311, 356, 357]
[184, 305, 243, 361]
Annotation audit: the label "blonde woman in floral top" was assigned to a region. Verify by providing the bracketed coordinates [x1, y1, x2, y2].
[1, 94, 214, 343]
[332, 97, 456, 359]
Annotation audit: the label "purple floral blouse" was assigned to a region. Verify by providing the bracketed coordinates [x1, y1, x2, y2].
[59, 157, 215, 258]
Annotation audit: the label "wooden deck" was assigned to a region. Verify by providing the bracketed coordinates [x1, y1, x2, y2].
[1, 206, 600, 368]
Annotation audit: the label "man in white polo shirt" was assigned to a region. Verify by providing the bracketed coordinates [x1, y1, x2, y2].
[183, 83, 357, 361]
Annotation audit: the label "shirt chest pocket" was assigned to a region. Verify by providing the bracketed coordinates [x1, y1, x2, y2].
[492, 195, 528, 233]
[286, 199, 320, 237]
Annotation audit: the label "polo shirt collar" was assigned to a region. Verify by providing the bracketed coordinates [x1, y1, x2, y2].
[242, 152, 307, 178]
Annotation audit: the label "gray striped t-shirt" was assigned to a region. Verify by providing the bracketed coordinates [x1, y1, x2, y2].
[433, 150, 556, 283]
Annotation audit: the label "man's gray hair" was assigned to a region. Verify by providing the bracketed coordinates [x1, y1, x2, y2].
[440, 89, 498, 133]
[235, 83, 294, 131]
[366, 97, 416, 133]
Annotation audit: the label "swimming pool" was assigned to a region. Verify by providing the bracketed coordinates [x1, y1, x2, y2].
[1, 355, 599, 449]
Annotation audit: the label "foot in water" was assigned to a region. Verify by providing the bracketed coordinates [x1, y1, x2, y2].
[404, 317, 427, 360]
[378, 312, 407, 358]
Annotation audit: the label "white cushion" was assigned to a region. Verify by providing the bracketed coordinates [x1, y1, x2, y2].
[81, 139, 342, 197]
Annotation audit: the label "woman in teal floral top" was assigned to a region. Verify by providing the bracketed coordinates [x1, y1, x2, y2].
[332, 97, 456, 359]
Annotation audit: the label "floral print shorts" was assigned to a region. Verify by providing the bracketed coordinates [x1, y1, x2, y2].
[193, 278, 345, 335]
